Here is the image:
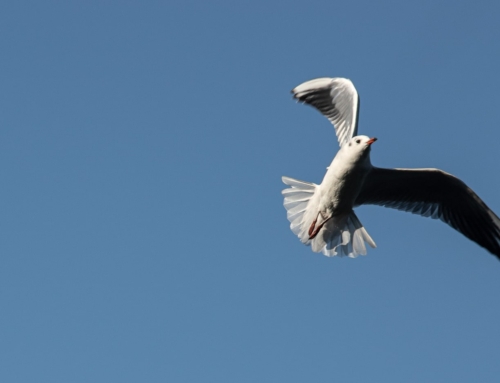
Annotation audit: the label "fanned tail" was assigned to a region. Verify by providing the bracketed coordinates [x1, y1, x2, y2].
[282, 176, 376, 258]
[281, 176, 317, 237]
[318, 211, 376, 258]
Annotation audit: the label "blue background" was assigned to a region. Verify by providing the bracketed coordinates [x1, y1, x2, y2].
[1, 1, 500, 382]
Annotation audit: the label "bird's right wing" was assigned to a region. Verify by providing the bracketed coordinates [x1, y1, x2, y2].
[355, 167, 500, 259]
[292, 77, 360, 147]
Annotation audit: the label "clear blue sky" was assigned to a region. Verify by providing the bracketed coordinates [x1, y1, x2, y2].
[1, 1, 500, 382]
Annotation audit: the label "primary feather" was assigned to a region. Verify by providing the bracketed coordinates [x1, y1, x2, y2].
[292, 77, 359, 147]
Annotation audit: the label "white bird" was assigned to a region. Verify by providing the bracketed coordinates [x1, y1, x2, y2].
[282, 77, 500, 259]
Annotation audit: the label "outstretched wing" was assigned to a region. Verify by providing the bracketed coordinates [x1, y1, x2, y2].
[292, 77, 360, 147]
[355, 167, 500, 259]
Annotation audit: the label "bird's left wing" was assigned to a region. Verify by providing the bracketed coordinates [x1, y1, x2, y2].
[355, 167, 500, 259]
[292, 77, 359, 147]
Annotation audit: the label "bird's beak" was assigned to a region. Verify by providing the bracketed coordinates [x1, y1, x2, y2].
[366, 137, 377, 146]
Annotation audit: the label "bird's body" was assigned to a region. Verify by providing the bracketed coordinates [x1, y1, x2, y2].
[319, 137, 373, 216]
[282, 77, 500, 260]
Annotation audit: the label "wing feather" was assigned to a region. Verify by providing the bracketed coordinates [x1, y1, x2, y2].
[292, 77, 359, 147]
[355, 167, 500, 259]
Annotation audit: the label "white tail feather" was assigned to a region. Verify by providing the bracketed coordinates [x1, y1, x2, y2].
[319, 212, 376, 257]
[282, 177, 376, 258]
[282, 176, 317, 239]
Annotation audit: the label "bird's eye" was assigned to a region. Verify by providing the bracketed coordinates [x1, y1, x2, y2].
[356, 139, 361, 144]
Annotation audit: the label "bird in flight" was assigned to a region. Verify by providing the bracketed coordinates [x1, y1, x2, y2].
[282, 77, 500, 259]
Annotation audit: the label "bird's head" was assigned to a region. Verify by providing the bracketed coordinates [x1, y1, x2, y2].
[342, 135, 377, 166]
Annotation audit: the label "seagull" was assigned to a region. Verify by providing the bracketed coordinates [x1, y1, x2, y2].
[282, 77, 500, 259]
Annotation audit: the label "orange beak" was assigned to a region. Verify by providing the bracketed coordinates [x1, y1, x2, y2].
[366, 137, 377, 146]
